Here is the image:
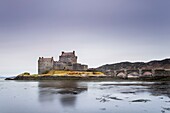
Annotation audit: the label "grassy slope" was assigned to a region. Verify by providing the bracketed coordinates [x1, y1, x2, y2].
[46, 70, 104, 76]
[19, 70, 105, 77]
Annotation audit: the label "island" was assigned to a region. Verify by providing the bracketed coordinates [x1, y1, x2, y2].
[6, 51, 170, 81]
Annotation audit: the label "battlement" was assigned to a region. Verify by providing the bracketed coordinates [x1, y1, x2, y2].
[38, 51, 88, 74]
[61, 51, 75, 56]
[38, 57, 54, 62]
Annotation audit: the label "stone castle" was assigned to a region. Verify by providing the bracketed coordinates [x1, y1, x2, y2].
[38, 51, 88, 74]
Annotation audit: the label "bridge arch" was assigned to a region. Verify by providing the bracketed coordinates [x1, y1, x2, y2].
[141, 69, 153, 77]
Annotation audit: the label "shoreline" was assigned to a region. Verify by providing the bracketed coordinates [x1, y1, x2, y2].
[5, 75, 170, 81]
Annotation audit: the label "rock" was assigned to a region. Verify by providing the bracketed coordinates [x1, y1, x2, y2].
[162, 107, 170, 111]
[109, 97, 123, 100]
[121, 91, 136, 94]
[5, 78, 14, 80]
[100, 108, 106, 110]
[130, 99, 151, 103]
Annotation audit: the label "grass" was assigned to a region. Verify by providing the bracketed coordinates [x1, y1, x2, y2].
[18, 70, 105, 77]
[44, 70, 104, 76]
[31, 74, 39, 77]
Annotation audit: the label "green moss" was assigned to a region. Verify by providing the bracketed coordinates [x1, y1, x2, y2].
[31, 74, 38, 77]
[23, 72, 30, 75]
[19, 72, 30, 76]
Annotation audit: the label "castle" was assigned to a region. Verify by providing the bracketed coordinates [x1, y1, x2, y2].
[38, 51, 88, 74]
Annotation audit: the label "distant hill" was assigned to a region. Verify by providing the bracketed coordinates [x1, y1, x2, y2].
[96, 58, 170, 72]
[0, 76, 6, 79]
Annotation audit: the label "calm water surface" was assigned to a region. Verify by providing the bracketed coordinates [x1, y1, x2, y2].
[0, 79, 170, 113]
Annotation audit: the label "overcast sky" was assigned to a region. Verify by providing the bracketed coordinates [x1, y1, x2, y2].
[0, 0, 170, 75]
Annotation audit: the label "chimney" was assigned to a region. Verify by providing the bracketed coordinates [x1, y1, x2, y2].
[73, 51, 75, 55]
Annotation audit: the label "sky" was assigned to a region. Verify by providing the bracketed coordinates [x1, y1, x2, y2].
[0, 0, 170, 75]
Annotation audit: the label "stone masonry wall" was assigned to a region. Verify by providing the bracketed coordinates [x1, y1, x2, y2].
[38, 51, 88, 74]
[38, 57, 54, 74]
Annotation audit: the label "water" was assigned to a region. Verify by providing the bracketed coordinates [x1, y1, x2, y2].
[0, 79, 170, 113]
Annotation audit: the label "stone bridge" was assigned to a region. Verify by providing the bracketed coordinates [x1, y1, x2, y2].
[108, 69, 169, 78]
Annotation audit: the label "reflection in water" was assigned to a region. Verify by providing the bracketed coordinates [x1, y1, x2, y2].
[60, 95, 76, 107]
[100, 82, 170, 99]
[38, 81, 87, 107]
[1, 80, 170, 113]
[149, 82, 170, 98]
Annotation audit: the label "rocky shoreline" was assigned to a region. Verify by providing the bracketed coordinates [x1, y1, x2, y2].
[6, 76, 114, 81]
[5, 75, 170, 81]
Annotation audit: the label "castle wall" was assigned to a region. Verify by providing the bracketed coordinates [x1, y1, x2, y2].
[59, 56, 77, 64]
[54, 62, 67, 70]
[38, 57, 54, 74]
[73, 63, 88, 71]
[38, 51, 88, 74]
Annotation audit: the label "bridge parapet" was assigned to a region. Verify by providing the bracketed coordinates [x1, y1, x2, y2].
[112, 69, 170, 78]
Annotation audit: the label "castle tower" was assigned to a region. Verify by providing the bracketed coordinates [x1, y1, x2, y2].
[59, 51, 77, 64]
[38, 57, 54, 74]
